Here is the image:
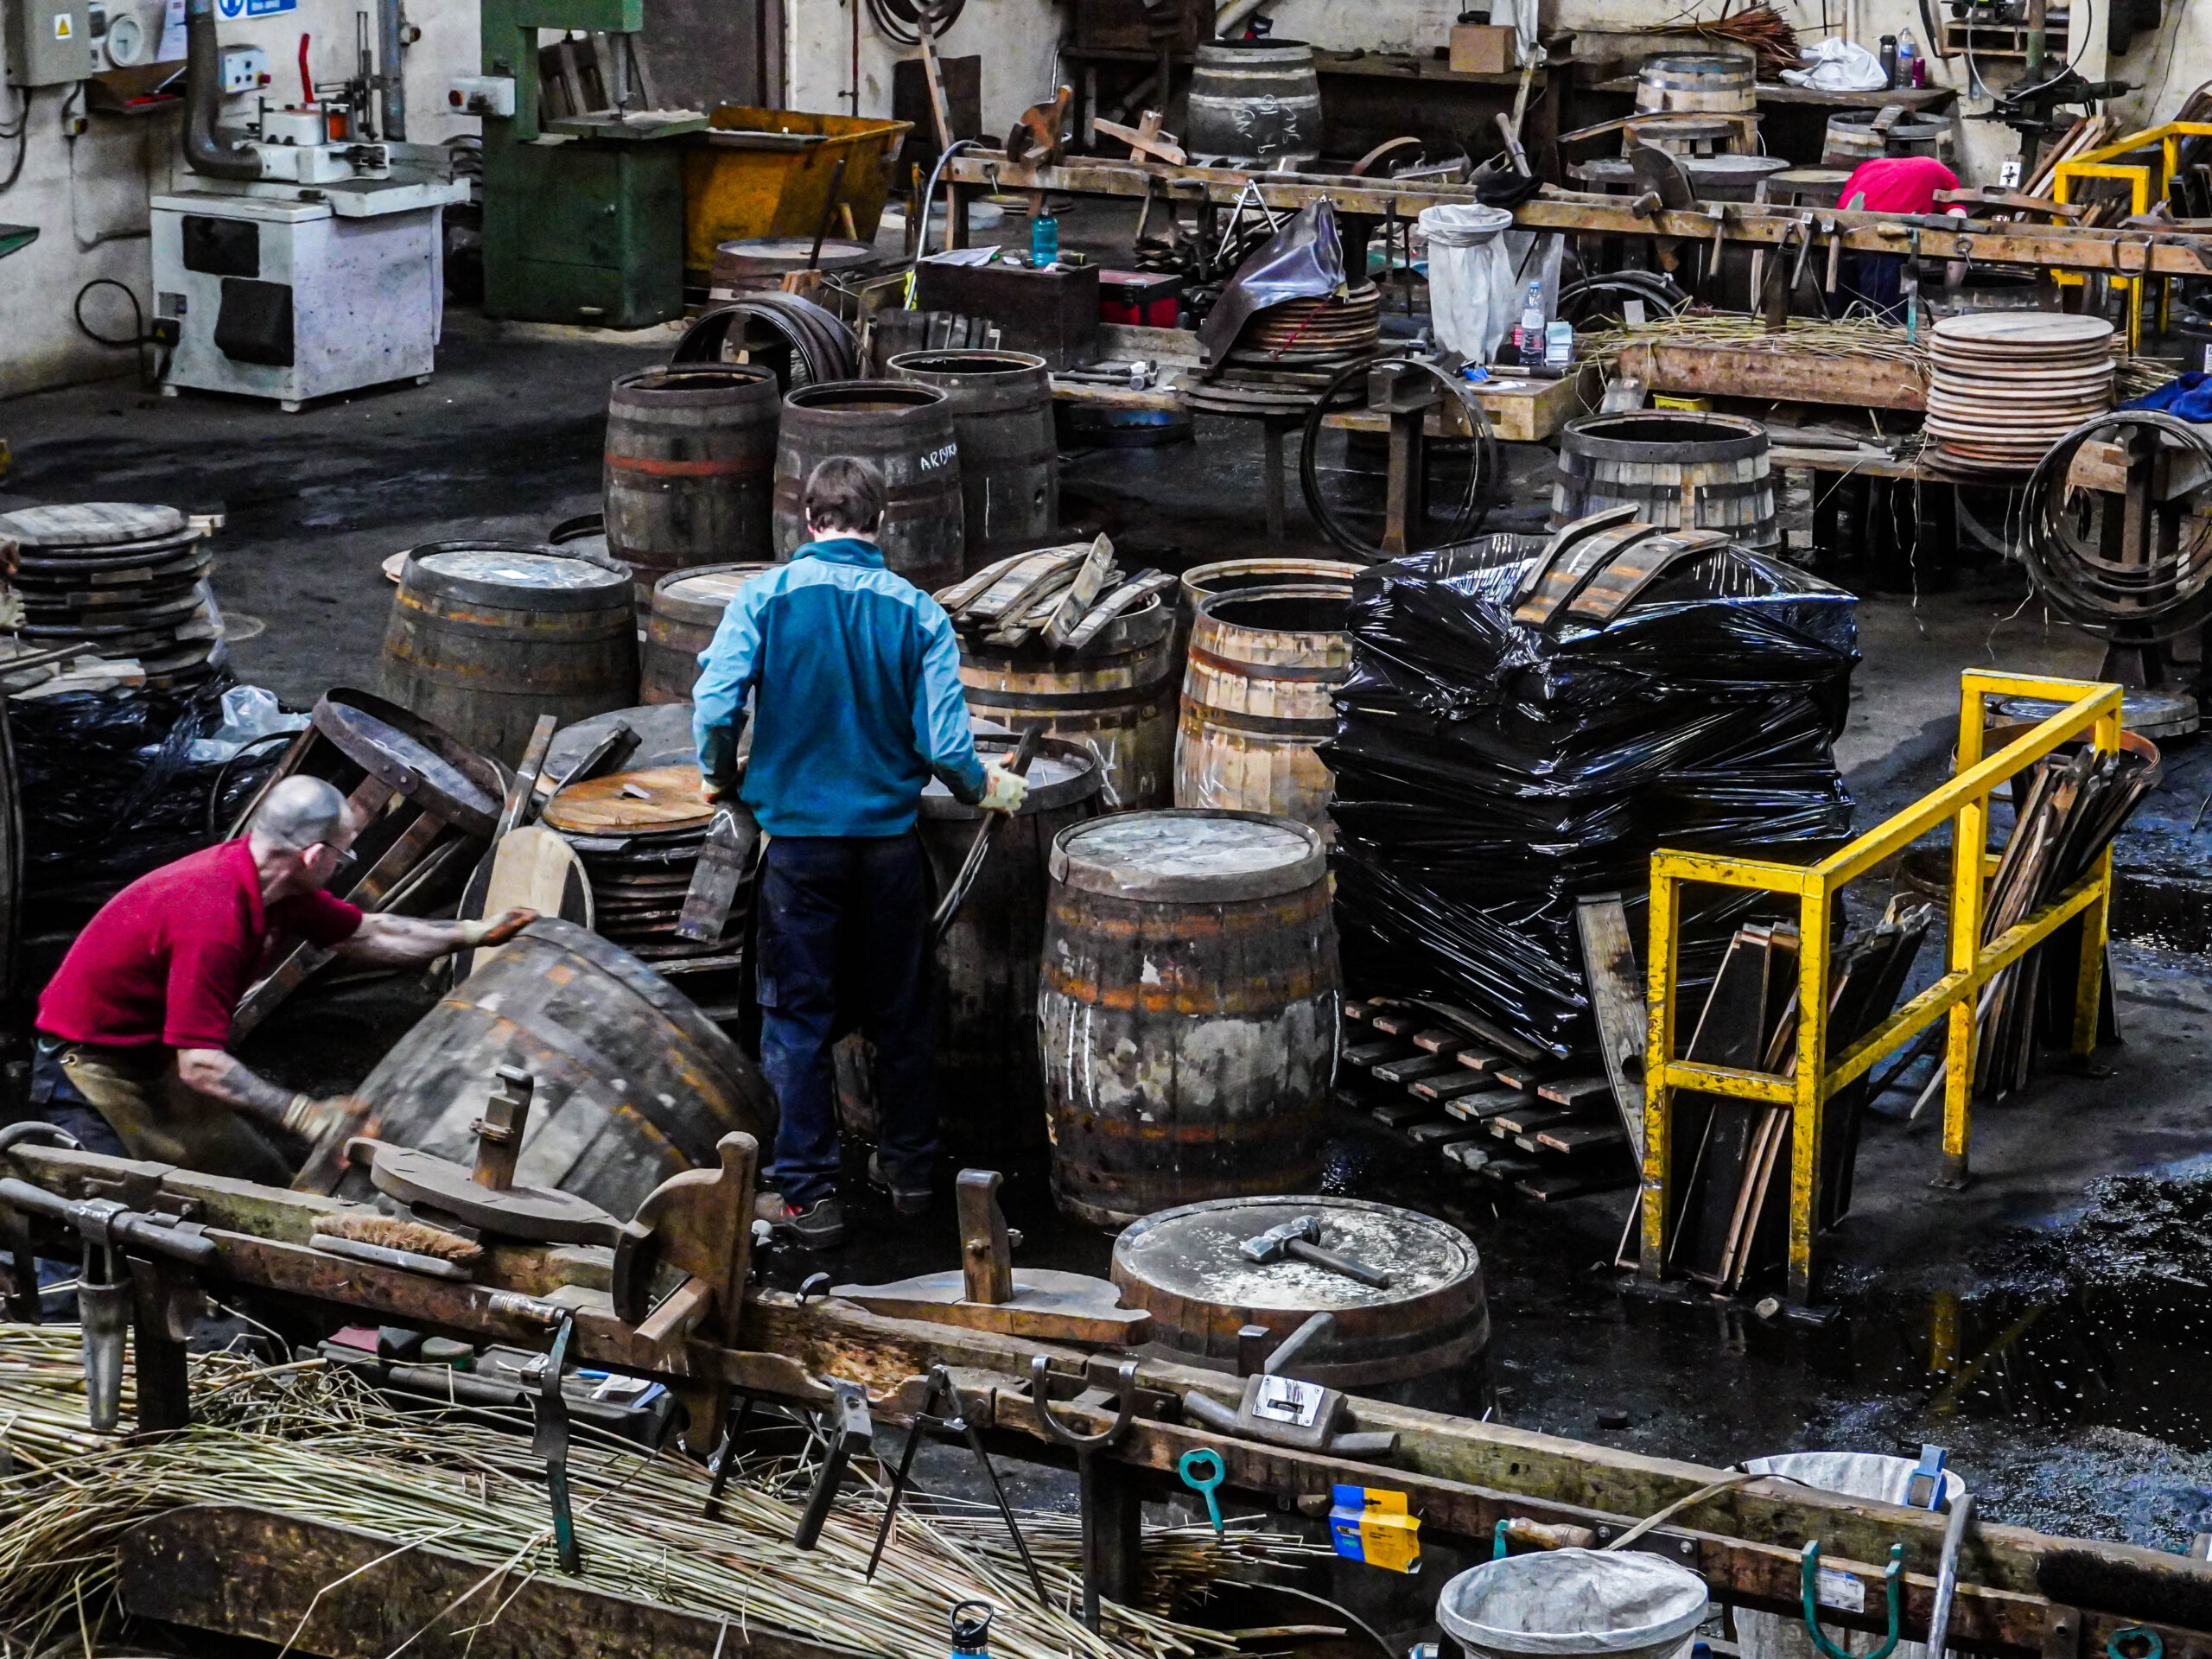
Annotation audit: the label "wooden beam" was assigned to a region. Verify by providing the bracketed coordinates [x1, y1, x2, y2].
[1619, 341, 1929, 411]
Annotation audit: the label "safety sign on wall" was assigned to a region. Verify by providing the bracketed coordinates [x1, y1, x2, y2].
[216, 0, 297, 16]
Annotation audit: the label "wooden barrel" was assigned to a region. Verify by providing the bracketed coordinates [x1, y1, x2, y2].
[919, 734, 1104, 1181]
[642, 563, 777, 703]
[1551, 411, 1777, 550]
[1634, 54, 1755, 113]
[1178, 555, 1360, 664]
[603, 365, 780, 595]
[383, 543, 640, 763]
[771, 379, 964, 594]
[1174, 585, 1352, 842]
[1041, 810, 1339, 1230]
[1822, 109, 1955, 170]
[887, 349, 1058, 574]
[1185, 38, 1323, 167]
[1111, 1195, 1491, 1403]
[348, 917, 775, 1221]
[959, 595, 1178, 810]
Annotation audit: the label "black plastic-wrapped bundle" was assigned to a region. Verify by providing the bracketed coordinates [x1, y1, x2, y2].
[12, 673, 283, 942]
[1326, 541, 1859, 1058]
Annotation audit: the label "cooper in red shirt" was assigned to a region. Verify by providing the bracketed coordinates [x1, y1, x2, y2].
[30, 773, 536, 1179]
[1838, 156, 1959, 216]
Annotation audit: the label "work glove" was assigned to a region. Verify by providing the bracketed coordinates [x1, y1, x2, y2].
[282, 1092, 375, 1144]
[980, 761, 1029, 815]
[457, 907, 537, 949]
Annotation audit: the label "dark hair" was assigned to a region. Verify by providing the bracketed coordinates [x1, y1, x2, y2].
[804, 456, 886, 534]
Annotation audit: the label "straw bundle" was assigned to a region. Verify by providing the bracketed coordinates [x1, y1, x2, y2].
[0, 1327, 1320, 1659]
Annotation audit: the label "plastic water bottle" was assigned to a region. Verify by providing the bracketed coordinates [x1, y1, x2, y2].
[1896, 28, 1919, 89]
[1030, 210, 1059, 269]
[1516, 280, 1546, 367]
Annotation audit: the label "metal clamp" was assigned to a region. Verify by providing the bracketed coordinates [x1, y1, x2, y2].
[531, 1310, 582, 1573]
[794, 1378, 873, 1552]
[1801, 1541, 1904, 1659]
[1030, 1356, 1139, 1630]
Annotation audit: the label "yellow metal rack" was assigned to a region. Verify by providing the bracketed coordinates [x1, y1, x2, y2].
[2050, 121, 2212, 353]
[1637, 671, 2124, 1306]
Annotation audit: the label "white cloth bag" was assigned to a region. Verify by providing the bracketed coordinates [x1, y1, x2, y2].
[1417, 203, 1518, 365]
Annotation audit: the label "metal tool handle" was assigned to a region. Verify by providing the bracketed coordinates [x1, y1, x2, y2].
[1028, 1354, 1138, 1450]
[1260, 1310, 1336, 1378]
[1286, 1238, 1394, 1289]
[930, 728, 1046, 949]
[0, 1179, 218, 1267]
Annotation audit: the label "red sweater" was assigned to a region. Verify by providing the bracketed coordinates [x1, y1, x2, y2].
[37, 840, 362, 1050]
[1839, 156, 1960, 216]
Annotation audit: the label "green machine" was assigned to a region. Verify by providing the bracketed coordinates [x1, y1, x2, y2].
[475, 0, 705, 327]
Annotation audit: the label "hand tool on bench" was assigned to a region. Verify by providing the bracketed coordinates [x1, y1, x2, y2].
[1239, 1214, 1394, 1288]
[1031, 1355, 1140, 1630]
[0, 1174, 215, 1433]
[866, 1364, 1049, 1603]
[1180, 1312, 1400, 1462]
[794, 1379, 874, 1550]
[532, 1309, 584, 1572]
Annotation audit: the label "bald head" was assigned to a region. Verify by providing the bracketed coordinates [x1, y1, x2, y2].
[250, 776, 350, 853]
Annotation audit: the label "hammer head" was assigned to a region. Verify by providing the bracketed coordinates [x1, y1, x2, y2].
[1239, 1214, 1321, 1264]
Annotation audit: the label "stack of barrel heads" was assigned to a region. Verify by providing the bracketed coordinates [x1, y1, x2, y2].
[0, 501, 222, 691]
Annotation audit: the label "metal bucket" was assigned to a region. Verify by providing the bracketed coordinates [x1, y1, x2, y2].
[1437, 1549, 1709, 1659]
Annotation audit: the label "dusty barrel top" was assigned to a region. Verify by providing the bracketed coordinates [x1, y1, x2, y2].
[1048, 810, 1325, 902]
[653, 565, 776, 618]
[543, 765, 713, 836]
[402, 543, 632, 609]
[1116, 1196, 1477, 1313]
[921, 738, 1099, 817]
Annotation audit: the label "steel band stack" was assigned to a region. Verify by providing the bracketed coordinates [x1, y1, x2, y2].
[0, 502, 222, 691]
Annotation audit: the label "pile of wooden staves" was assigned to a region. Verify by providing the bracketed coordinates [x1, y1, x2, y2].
[1966, 741, 2158, 1101]
[935, 536, 1175, 652]
[1644, 899, 1933, 1294]
[1339, 998, 1635, 1203]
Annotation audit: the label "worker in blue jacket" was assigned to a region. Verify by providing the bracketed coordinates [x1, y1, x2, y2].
[693, 456, 1028, 1249]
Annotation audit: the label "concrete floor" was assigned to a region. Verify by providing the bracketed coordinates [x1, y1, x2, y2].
[10, 308, 2212, 1549]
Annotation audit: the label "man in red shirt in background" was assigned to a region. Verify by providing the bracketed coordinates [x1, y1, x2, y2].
[1837, 155, 1970, 319]
[31, 775, 534, 1182]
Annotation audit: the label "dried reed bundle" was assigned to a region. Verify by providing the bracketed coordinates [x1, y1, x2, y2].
[0, 1327, 1321, 1659]
[1636, 6, 1802, 71]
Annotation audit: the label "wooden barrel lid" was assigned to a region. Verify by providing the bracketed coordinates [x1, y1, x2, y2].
[543, 764, 712, 835]
[540, 703, 699, 790]
[652, 563, 778, 627]
[310, 693, 502, 838]
[1933, 314, 2113, 349]
[919, 734, 1101, 817]
[0, 502, 187, 547]
[1050, 809, 1324, 902]
[1111, 1195, 1488, 1388]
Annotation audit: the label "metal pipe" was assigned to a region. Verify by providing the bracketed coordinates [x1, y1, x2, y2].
[378, 0, 406, 140]
[183, 0, 264, 179]
[2024, 0, 2047, 81]
[1926, 1492, 1977, 1659]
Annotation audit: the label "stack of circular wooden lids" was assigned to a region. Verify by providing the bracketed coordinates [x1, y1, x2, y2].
[0, 502, 222, 690]
[1926, 314, 2115, 474]
[542, 764, 732, 962]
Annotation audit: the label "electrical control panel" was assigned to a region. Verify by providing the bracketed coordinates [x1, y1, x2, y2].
[446, 74, 514, 117]
[3, 0, 93, 86]
[219, 43, 267, 92]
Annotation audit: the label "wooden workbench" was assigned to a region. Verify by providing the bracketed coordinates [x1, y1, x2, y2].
[1618, 340, 1929, 412]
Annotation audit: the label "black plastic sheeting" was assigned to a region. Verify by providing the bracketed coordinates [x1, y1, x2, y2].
[13, 673, 286, 940]
[1327, 539, 1859, 1058]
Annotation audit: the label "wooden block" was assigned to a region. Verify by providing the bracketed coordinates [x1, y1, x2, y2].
[1536, 1075, 1617, 1109]
[1446, 1090, 1527, 1122]
[1368, 1009, 1423, 1037]
[1449, 22, 1514, 73]
[1414, 1071, 1511, 1103]
[1493, 1104, 1574, 1137]
[1370, 1098, 1437, 1129]
[1454, 1047, 1506, 1073]
[1515, 1166, 1637, 1203]
[1410, 1028, 1471, 1056]
[1344, 1039, 1416, 1069]
[1493, 1065, 1560, 1092]
[1537, 1122, 1630, 1155]
[1408, 1119, 1481, 1146]
[1342, 1000, 1382, 1024]
[1372, 1052, 1465, 1084]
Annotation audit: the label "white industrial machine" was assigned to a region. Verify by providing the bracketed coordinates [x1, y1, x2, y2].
[152, 0, 465, 410]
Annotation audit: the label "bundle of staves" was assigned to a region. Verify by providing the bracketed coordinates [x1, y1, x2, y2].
[0, 1328, 1318, 1659]
[1963, 740, 2160, 1101]
[935, 535, 1176, 652]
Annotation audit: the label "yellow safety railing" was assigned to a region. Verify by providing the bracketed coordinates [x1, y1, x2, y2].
[1638, 671, 2123, 1306]
[2050, 121, 2212, 352]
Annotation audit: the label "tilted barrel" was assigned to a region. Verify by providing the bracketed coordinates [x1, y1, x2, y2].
[919, 735, 1103, 1178]
[1552, 410, 1777, 550]
[382, 543, 639, 763]
[642, 563, 777, 703]
[1185, 38, 1323, 168]
[603, 365, 780, 594]
[1040, 810, 1340, 1230]
[1174, 585, 1352, 842]
[1822, 109, 1955, 170]
[772, 380, 964, 594]
[888, 349, 1058, 574]
[349, 918, 775, 1221]
[959, 595, 1178, 810]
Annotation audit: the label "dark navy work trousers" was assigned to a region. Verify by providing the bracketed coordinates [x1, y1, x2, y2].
[755, 833, 936, 1208]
